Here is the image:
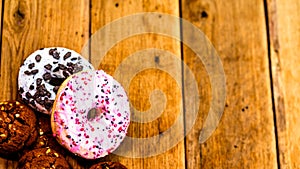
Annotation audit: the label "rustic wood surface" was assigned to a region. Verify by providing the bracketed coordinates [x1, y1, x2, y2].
[267, 0, 300, 168]
[0, 0, 299, 168]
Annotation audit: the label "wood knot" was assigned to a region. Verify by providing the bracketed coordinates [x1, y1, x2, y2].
[201, 11, 208, 18]
[14, 8, 25, 21]
[11, 0, 29, 30]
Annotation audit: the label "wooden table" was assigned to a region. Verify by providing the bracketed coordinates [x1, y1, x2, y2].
[0, 0, 299, 168]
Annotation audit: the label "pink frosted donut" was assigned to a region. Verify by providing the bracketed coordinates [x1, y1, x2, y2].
[51, 70, 130, 159]
[18, 47, 94, 114]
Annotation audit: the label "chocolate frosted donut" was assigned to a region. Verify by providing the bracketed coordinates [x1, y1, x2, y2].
[0, 101, 38, 156]
[18, 47, 94, 114]
[51, 70, 130, 159]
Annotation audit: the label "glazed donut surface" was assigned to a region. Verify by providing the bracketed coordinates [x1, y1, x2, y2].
[51, 70, 130, 159]
[18, 47, 94, 114]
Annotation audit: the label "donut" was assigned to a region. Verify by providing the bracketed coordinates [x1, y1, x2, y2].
[51, 70, 130, 159]
[0, 101, 38, 156]
[18, 47, 94, 114]
[17, 148, 70, 169]
[89, 162, 127, 169]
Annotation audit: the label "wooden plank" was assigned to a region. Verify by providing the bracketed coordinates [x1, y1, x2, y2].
[181, 0, 278, 168]
[90, 1, 185, 168]
[0, 0, 89, 168]
[0, 0, 89, 100]
[267, 0, 300, 168]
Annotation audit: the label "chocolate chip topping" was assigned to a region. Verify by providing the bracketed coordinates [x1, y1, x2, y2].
[53, 52, 60, 60]
[25, 92, 32, 99]
[35, 84, 50, 98]
[19, 87, 24, 94]
[67, 68, 73, 74]
[58, 64, 67, 70]
[36, 98, 44, 105]
[29, 85, 34, 90]
[66, 62, 74, 67]
[49, 48, 60, 59]
[35, 55, 41, 62]
[73, 64, 84, 73]
[28, 63, 35, 69]
[53, 67, 59, 72]
[43, 73, 52, 81]
[44, 64, 52, 70]
[49, 48, 56, 55]
[63, 71, 69, 78]
[53, 86, 60, 93]
[36, 78, 42, 86]
[63, 52, 71, 60]
[49, 77, 65, 86]
[24, 71, 31, 75]
[31, 69, 39, 75]
[70, 57, 77, 61]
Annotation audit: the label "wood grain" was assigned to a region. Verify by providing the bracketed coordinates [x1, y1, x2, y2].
[0, 0, 89, 168]
[267, 0, 300, 168]
[90, 0, 185, 168]
[181, 0, 278, 168]
[0, 0, 89, 100]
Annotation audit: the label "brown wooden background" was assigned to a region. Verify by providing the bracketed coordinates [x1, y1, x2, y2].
[0, 0, 299, 168]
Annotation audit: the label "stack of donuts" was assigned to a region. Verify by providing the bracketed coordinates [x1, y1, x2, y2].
[0, 47, 130, 169]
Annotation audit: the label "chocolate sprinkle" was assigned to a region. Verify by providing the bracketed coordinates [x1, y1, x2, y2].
[19, 87, 24, 94]
[31, 69, 39, 75]
[53, 86, 60, 93]
[35, 55, 41, 62]
[49, 48, 56, 55]
[53, 67, 59, 72]
[58, 64, 67, 70]
[29, 85, 34, 90]
[36, 98, 44, 105]
[67, 68, 73, 74]
[24, 70, 31, 75]
[49, 77, 65, 86]
[26, 92, 32, 99]
[36, 78, 42, 86]
[53, 52, 60, 59]
[67, 62, 74, 67]
[63, 71, 69, 78]
[44, 64, 52, 70]
[43, 73, 52, 81]
[28, 63, 35, 69]
[63, 52, 72, 60]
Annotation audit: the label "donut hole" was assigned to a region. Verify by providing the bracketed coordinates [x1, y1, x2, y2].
[87, 107, 102, 121]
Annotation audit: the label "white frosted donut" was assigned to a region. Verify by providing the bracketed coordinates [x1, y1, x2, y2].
[51, 70, 130, 159]
[18, 47, 94, 114]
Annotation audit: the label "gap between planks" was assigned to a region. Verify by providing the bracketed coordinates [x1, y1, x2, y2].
[263, 0, 281, 168]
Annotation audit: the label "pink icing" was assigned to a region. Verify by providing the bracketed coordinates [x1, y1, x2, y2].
[52, 70, 130, 159]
